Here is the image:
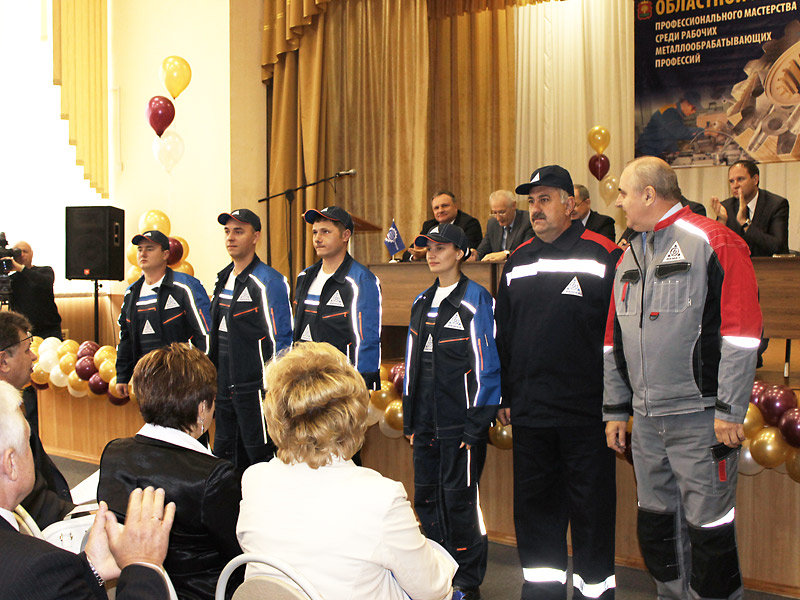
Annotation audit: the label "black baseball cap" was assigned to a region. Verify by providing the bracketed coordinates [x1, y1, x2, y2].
[303, 206, 354, 232]
[131, 230, 169, 250]
[414, 223, 469, 256]
[515, 165, 574, 197]
[218, 208, 262, 231]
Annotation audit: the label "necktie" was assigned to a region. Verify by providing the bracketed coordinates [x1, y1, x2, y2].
[501, 226, 509, 251]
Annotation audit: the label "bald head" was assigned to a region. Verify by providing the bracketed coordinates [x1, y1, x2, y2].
[12, 242, 32, 269]
[617, 157, 681, 232]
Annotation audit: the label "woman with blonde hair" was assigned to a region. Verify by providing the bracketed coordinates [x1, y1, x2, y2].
[236, 341, 456, 600]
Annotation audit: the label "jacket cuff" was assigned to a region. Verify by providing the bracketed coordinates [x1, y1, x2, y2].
[602, 403, 632, 422]
[361, 371, 380, 391]
[462, 430, 485, 446]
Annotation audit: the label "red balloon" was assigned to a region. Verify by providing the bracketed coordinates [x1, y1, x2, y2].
[751, 380, 768, 405]
[146, 96, 175, 137]
[77, 341, 100, 359]
[167, 237, 184, 265]
[31, 381, 49, 391]
[779, 408, 800, 447]
[391, 364, 405, 396]
[588, 154, 610, 181]
[389, 362, 404, 380]
[759, 385, 798, 426]
[75, 356, 98, 381]
[107, 390, 130, 406]
[88, 373, 109, 395]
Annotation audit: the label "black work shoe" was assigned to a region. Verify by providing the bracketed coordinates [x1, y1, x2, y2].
[453, 586, 481, 600]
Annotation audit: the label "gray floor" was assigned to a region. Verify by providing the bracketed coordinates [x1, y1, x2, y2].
[53, 456, 792, 600]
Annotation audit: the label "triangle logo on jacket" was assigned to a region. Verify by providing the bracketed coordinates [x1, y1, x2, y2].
[443, 313, 464, 330]
[561, 276, 583, 297]
[327, 290, 344, 307]
[164, 294, 180, 310]
[301, 324, 313, 341]
[219, 316, 228, 332]
[237, 288, 252, 303]
[142, 320, 155, 335]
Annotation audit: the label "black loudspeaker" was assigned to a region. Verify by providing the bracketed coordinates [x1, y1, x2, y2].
[65, 206, 125, 280]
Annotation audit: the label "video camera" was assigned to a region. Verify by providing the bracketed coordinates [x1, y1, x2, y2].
[0, 232, 22, 305]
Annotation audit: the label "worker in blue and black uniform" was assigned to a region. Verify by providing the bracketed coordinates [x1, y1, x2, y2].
[210, 208, 293, 471]
[496, 165, 622, 600]
[293, 206, 382, 391]
[403, 223, 501, 600]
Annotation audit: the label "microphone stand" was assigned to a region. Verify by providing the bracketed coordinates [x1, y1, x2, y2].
[258, 170, 355, 285]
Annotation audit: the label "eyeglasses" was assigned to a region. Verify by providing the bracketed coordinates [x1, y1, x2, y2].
[0, 332, 33, 353]
[490, 209, 511, 217]
[573, 198, 588, 208]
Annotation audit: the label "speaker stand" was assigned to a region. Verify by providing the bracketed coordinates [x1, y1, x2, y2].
[93, 280, 100, 343]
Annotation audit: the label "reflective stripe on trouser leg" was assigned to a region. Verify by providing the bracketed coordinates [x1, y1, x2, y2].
[688, 520, 741, 599]
[572, 573, 616, 599]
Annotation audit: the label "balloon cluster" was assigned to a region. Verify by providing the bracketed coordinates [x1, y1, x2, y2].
[740, 381, 800, 482]
[126, 210, 193, 284]
[587, 126, 619, 206]
[147, 56, 192, 173]
[29, 338, 131, 406]
[370, 363, 405, 438]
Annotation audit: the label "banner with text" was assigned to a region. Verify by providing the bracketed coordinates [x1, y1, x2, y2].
[634, 0, 800, 168]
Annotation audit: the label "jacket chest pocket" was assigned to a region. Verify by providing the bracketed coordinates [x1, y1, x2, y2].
[321, 310, 349, 321]
[437, 333, 470, 362]
[616, 269, 640, 317]
[652, 262, 692, 313]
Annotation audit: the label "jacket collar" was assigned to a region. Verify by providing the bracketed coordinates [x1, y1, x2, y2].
[654, 204, 691, 232]
[305, 253, 354, 284]
[421, 273, 469, 309]
[528, 220, 585, 252]
[217, 254, 262, 281]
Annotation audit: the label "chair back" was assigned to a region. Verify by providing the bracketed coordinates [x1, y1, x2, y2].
[13, 504, 43, 538]
[215, 554, 325, 600]
[41, 514, 95, 553]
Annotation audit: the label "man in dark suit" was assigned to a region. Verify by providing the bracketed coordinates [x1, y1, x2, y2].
[710, 160, 789, 257]
[470, 190, 534, 261]
[405, 191, 482, 261]
[0, 381, 175, 600]
[572, 185, 616, 242]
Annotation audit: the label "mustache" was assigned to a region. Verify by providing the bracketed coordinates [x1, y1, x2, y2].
[531, 212, 546, 220]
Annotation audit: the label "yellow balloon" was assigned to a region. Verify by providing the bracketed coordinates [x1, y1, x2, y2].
[57, 339, 79, 358]
[126, 265, 142, 285]
[588, 125, 611, 154]
[489, 422, 513, 450]
[743, 402, 766, 439]
[370, 381, 399, 411]
[161, 56, 192, 99]
[128, 384, 138, 404]
[172, 261, 194, 277]
[383, 400, 404, 431]
[380, 364, 389, 382]
[138, 209, 171, 236]
[750, 426, 790, 469]
[59, 353, 78, 375]
[98, 359, 116, 383]
[127, 244, 139, 266]
[31, 363, 50, 386]
[786, 448, 800, 483]
[599, 174, 619, 206]
[93, 345, 116, 369]
[108, 376, 125, 398]
[30, 336, 44, 351]
[173, 235, 190, 261]
[68, 369, 89, 392]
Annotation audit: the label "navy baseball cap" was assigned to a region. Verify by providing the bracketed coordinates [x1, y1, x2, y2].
[414, 223, 469, 256]
[515, 165, 574, 197]
[218, 208, 262, 231]
[303, 206, 354, 232]
[131, 230, 169, 250]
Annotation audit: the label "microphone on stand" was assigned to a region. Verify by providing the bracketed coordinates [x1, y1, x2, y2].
[335, 168, 357, 177]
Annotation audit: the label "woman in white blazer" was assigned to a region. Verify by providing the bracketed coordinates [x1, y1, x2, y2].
[236, 342, 456, 600]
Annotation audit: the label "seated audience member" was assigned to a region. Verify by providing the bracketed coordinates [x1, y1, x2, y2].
[237, 342, 457, 600]
[618, 195, 706, 247]
[710, 160, 789, 256]
[572, 184, 616, 241]
[405, 191, 482, 261]
[99, 343, 242, 600]
[0, 381, 175, 599]
[470, 190, 534, 261]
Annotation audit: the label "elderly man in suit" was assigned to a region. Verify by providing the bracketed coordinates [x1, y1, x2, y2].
[470, 190, 534, 262]
[0, 381, 175, 600]
[710, 160, 789, 257]
[572, 185, 616, 242]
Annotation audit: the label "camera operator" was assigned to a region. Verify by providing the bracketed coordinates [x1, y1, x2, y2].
[7, 241, 62, 340]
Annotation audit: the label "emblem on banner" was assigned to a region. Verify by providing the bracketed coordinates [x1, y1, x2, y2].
[637, 0, 652, 20]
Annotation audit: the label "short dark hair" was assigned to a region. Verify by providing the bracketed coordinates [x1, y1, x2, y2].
[574, 184, 590, 202]
[132, 343, 216, 433]
[729, 160, 759, 178]
[312, 216, 346, 233]
[431, 190, 457, 204]
[0, 312, 31, 356]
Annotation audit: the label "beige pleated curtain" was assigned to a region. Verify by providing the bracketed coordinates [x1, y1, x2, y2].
[261, 0, 552, 278]
[52, 0, 109, 198]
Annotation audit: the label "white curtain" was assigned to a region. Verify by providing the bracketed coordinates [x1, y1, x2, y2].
[515, 0, 800, 248]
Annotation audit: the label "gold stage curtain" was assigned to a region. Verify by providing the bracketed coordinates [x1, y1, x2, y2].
[52, 0, 109, 198]
[262, 0, 332, 80]
[427, 6, 516, 223]
[428, 0, 563, 19]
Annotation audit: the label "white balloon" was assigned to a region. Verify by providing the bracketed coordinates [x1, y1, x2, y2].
[739, 440, 764, 476]
[366, 403, 382, 427]
[379, 416, 404, 439]
[67, 383, 88, 398]
[49, 366, 69, 388]
[152, 130, 184, 173]
[38, 337, 61, 355]
[37, 350, 60, 373]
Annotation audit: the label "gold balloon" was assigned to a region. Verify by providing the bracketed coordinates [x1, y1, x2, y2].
[93, 345, 116, 369]
[98, 359, 116, 383]
[172, 261, 194, 277]
[59, 353, 77, 375]
[57, 339, 79, 358]
[161, 56, 192, 99]
[599, 174, 619, 206]
[489, 422, 513, 450]
[126, 265, 142, 284]
[750, 426, 790, 469]
[786, 448, 800, 483]
[128, 384, 138, 404]
[108, 376, 126, 398]
[743, 402, 766, 439]
[138, 209, 171, 236]
[127, 244, 139, 266]
[67, 369, 89, 392]
[30, 336, 44, 352]
[384, 400, 404, 430]
[31, 363, 50, 386]
[173, 235, 190, 260]
[588, 125, 611, 154]
[371, 381, 399, 410]
[380, 364, 389, 382]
